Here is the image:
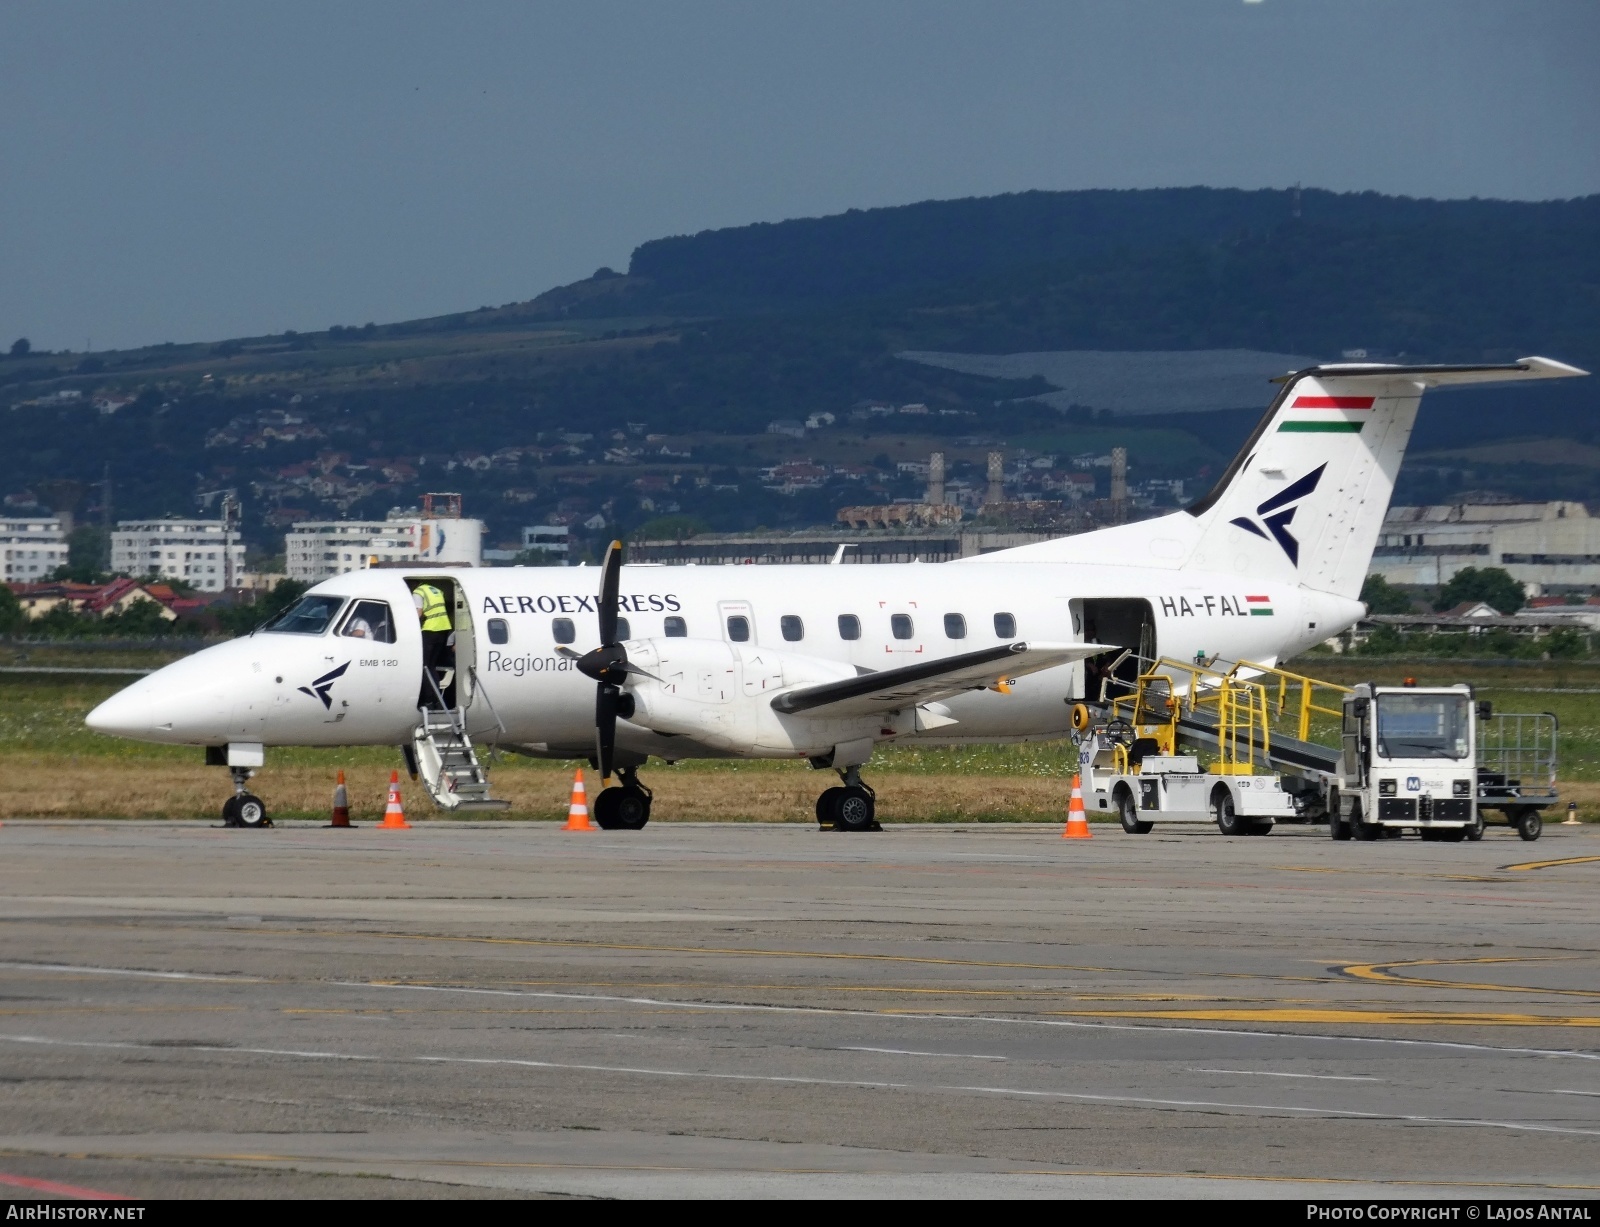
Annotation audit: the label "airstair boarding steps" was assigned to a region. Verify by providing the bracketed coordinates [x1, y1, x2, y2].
[411, 708, 512, 812]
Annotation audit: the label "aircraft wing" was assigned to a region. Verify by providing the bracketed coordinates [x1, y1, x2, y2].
[770, 641, 1109, 718]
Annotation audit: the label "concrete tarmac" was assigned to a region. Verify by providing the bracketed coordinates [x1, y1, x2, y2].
[0, 819, 1597, 1199]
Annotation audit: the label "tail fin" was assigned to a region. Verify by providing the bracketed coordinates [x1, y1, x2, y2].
[1184, 358, 1584, 597]
[974, 357, 1586, 597]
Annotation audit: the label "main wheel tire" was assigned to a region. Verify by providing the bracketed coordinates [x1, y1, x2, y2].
[1117, 789, 1153, 835]
[1465, 810, 1485, 842]
[592, 788, 625, 830]
[234, 793, 268, 828]
[1213, 788, 1245, 836]
[816, 787, 845, 827]
[1352, 803, 1380, 841]
[835, 786, 876, 831]
[613, 787, 650, 830]
[1516, 807, 1543, 842]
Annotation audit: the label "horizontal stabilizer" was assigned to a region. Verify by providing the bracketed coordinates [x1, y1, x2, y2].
[771, 640, 1108, 717]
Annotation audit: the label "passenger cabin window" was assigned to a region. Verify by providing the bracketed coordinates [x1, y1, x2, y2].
[552, 617, 576, 644]
[943, 613, 967, 640]
[486, 617, 509, 645]
[726, 615, 751, 642]
[838, 614, 861, 640]
[339, 599, 396, 644]
[615, 617, 631, 641]
[891, 613, 914, 640]
[994, 612, 1017, 638]
[664, 616, 687, 637]
[781, 615, 804, 642]
[263, 594, 344, 636]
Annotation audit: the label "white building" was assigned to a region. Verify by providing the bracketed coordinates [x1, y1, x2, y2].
[111, 519, 246, 593]
[1, 516, 67, 582]
[286, 512, 484, 582]
[520, 524, 570, 561]
[1372, 501, 1600, 592]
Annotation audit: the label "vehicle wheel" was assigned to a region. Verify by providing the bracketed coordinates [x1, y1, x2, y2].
[1328, 793, 1350, 841]
[234, 793, 268, 828]
[1117, 789, 1153, 834]
[1516, 807, 1543, 842]
[834, 787, 876, 832]
[1440, 828, 1467, 842]
[612, 787, 650, 830]
[815, 787, 845, 827]
[592, 788, 624, 830]
[221, 795, 241, 827]
[1352, 803, 1380, 841]
[1420, 828, 1441, 842]
[1213, 787, 1245, 836]
[1465, 810, 1485, 842]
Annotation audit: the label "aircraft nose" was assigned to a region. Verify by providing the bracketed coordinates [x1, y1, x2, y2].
[85, 687, 149, 737]
[84, 647, 240, 743]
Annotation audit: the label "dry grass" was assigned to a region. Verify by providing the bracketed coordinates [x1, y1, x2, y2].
[7, 753, 1596, 824]
[0, 753, 1090, 824]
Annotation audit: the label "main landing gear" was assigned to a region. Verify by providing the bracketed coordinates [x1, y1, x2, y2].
[817, 765, 878, 832]
[593, 766, 652, 831]
[221, 766, 271, 828]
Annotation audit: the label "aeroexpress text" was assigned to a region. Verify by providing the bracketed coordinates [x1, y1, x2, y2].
[481, 593, 682, 615]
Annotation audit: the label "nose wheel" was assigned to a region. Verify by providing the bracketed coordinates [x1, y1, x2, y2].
[593, 767, 652, 830]
[222, 766, 271, 829]
[818, 766, 878, 831]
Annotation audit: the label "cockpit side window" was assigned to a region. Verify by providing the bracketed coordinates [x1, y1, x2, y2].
[263, 594, 345, 636]
[338, 599, 395, 644]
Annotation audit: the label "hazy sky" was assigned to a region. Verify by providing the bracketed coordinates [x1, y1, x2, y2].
[3, 1, 1596, 352]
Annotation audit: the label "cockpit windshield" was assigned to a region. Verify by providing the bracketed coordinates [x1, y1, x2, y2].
[1375, 694, 1471, 760]
[262, 594, 346, 636]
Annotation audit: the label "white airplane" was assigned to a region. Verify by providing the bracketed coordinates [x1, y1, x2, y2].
[87, 357, 1586, 829]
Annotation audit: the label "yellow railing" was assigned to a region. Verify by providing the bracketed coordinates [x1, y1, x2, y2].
[1104, 654, 1351, 775]
[1212, 674, 1269, 775]
[1234, 660, 1352, 743]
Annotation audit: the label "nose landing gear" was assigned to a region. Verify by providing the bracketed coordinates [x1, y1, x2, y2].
[221, 766, 271, 829]
[817, 765, 878, 832]
[592, 766, 652, 830]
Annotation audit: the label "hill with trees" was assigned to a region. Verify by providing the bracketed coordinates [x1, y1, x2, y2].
[2, 186, 1596, 555]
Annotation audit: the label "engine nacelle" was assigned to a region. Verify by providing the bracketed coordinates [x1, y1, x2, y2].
[622, 637, 891, 759]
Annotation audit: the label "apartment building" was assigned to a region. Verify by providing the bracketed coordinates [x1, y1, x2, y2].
[111, 519, 246, 593]
[0, 516, 67, 582]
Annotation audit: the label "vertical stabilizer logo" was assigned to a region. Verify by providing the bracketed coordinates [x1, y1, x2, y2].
[1230, 464, 1326, 566]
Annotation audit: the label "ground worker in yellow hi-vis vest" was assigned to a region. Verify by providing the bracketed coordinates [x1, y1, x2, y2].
[412, 582, 454, 708]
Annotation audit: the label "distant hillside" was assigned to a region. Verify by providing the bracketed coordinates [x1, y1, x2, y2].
[626, 187, 1598, 319]
[2, 186, 1596, 552]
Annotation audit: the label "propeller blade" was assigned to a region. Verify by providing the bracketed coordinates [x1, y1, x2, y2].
[595, 684, 619, 782]
[597, 539, 623, 646]
[617, 660, 663, 683]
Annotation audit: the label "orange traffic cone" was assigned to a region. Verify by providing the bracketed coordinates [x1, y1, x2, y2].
[1062, 773, 1093, 839]
[564, 768, 595, 831]
[328, 770, 352, 828]
[380, 770, 411, 829]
